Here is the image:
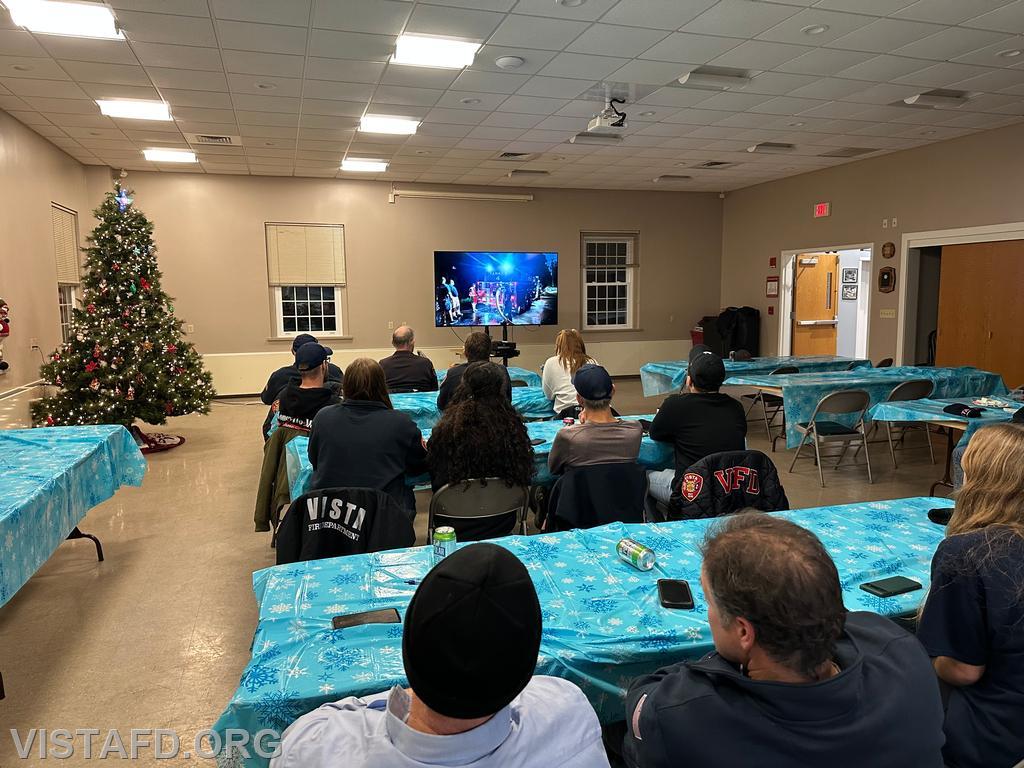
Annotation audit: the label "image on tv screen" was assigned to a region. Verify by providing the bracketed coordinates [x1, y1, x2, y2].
[434, 251, 558, 327]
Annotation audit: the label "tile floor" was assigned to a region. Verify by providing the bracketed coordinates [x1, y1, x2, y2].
[0, 379, 951, 765]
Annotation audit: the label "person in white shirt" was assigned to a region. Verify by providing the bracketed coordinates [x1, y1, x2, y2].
[542, 329, 596, 419]
[272, 543, 609, 768]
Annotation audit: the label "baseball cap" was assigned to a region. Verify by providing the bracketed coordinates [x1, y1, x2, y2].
[689, 351, 726, 391]
[688, 344, 711, 364]
[291, 333, 318, 352]
[295, 342, 332, 371]
[403, 544, 541, 719]
[573, 363, 614, 401]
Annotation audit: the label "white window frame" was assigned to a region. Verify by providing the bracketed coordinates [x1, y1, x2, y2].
[273, 284, 345, 338]
[57, 284, 77, 344]
[581, 233, 638, 331]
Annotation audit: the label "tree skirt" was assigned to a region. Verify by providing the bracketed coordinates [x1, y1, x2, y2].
[129, 425, 185, 454]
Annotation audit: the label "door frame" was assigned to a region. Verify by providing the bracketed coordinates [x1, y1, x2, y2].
[896, 222, 1024, 364]
[778, 242, 874, 356]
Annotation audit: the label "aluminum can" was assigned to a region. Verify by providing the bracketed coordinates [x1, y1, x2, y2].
[617, 538, 655, 571]
[432, 526, 457, 563]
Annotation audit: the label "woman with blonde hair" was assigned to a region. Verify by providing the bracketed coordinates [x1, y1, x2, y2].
[917, 422, 1024, 768]
[542, 329, 596, 419]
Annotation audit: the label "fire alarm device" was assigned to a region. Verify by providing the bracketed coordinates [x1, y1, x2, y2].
[769, 256, 777, 268]
[768, 306, 775, 316]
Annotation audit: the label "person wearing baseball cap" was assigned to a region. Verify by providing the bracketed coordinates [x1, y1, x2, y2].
[259, 333, 343, 440]
[646, 350, 747, 508]
[272, 544, 609, 768]
[548, 363, 642, 476]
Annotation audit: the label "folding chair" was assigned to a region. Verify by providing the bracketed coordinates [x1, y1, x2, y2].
[882, 379, 936, 468]
[741, 365, 798, 447]
[429, 478, 529, 541]
[789, 389, 873, 487]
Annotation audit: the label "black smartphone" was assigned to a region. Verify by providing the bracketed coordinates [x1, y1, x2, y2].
[657, 579, 694, 610]
[859, 576, 922, 598]
[530, 438, 546, 446]
[332, 608, 401, 630]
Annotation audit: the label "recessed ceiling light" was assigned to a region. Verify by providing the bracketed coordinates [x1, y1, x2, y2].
[638, 111, 656, 117]
[460, 97, 481, 104]
[11, 63, 33, 71]
[801, 24, 829, 35]
[558, 0, 586, 6]
[255, 82, 276, 90]
[264, 141, 276, 146]
[392, 34, 480, 69]
[97, 99, 172, 121]
[341, 158, 388, 172]
[5, 0, 123, 39]
[143, 148, 197, 163]
[495, 55, 525, 70]
[788, 121, 804, 127]
[998, 48, 1023, 58]
[359, 114, 420, 135]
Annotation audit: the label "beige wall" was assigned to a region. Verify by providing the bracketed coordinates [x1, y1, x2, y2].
[0, 110, 89, 392]
[721, 121, 1024, 363]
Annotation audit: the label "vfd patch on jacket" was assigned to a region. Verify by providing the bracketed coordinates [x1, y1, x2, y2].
[679, 472, 704, 502]
[713, 467, 760, 495]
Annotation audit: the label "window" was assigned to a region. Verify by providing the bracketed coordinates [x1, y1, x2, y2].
[582, 234, 637, 329]
[52, 203, 80, 343]
[58, 284, 77, 343]
[266, 223, 347, 337]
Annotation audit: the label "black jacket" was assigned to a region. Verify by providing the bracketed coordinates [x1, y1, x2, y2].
[276, 487, 416, 565]
[308, 400, 426, 511]
[668, 449, 789, 520]
[624, 612, 945, 768]
[275, 384, 340, 432]
[437, 361, 511, 410]
[547, 463, 647, 531]
[649, 392, 747, 473]
[378, 351, 438, 393]
[260, 362, 343, 405]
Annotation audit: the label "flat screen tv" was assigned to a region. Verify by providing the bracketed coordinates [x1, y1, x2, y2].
[433, 250, 558, 327]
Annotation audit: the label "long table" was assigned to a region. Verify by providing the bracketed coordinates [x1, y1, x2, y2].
[1, 425, 147, 607]
[285, 415, 674, 498]
[438, 365, 540, 388]
[391, 386, 554, 431]
[212, 496, 952, 767]
[729, 366, 1007, 449]
[640, 355, 870, 397]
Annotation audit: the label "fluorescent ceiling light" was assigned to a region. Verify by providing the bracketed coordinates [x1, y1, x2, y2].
[97, 99, 171, 121]
[903, 92, 968, 108]
[677, 71, 750, 91]
[392, 34, 480, 69]
[359, 114, 419, 135]
[5, 0, 123, 39]
[341, 158, 388, 172]
[568, 132, 622, 145]
[143, 148, 196, 163]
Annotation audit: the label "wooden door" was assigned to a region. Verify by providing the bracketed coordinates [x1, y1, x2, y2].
[937, 240, 1024, 387]
[792, 253, 838, 355]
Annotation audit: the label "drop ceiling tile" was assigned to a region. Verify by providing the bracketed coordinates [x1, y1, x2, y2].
[892, 62, 991, 88]
[683, 1, 802, 39]
[6, 109, 50, 124]
[78, 82, 161, 100]
[498, 94, 570, 114]
[381, 66, 459, 89]
[417, 122, 474, 137]
[373, 84, 444, 107]
[566, 24, 669, 58]
[961, 0, 1024, 32]
[405, 4, 503, 40]
[308, 30, 394, 61]
[776, 47, 873, 76]
[130, 42, 224, 72]
[297, 124, 358, 139]
[298, 112, 355, 128]
[601, 0, 717, 30]
[787, 77, 877, 100]
[217, 20, 309, 55]
[0, 29, 46, 57]
[708, 40, 813, 70]
[160, 88, 234, 108]
[466, 125, 526, 140]
[150, 67, 229, 91]
[222, 50, 305, 78]
[748, 96, 827, 115]
[636, 86, 715, 108]
[31, 124, 68, 137]
[842, 82, 920, 104]
[825, 18, 947, 55]
[169, 106, 236, 123]
[0, 77, 88, 99]
[429, 0, 516, 9]
[58, 61, 152, 86]
[710, 111, 780, 127]
[231, 93, 301, 112]
[638, 32, 742, 65]
[121, 129, 185, 143]
[758, 9, 875, 46]
[693, 90, 775, 110]
[539, 53, 630, 79]
[453, 70, 530, 94]
[312, 0, 410, 34]
[303, 57, 384, 84]
[835, 54, 931, 82]
[896, 28, 1014, 61]
[605, 59, 687, 85]
[0, 55, 70, 80]
[175, 121, 239, 134]
[211, 0, 312, 25]
[511, 0, 618, 21]
[239, 124, 298, 139]
[488, 16, 589, 51]
[302, 79, 375, 101]
[470, 46, 558, 75]
[955, 67, 1024, 91]
[479, 110, 546, 128]
[230, 73, 302, 97]
[37, 37, 137, 65]
[745, 71, 820, 95]
[665, 107, 736, 124]
[115, 11, 218, 46]
[515, 76, 595, 98]
[435, 90, 509, 110]
[361, 102, 429, 118]
[893, 0, 1011, 24]
[424, 107, 488, 124]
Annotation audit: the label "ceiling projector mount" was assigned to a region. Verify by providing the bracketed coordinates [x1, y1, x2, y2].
[588, 97, 628, 134]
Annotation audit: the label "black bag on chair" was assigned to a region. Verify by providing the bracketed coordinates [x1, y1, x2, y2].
[547, 463, 648, 531]
[667, 450, 788, 520]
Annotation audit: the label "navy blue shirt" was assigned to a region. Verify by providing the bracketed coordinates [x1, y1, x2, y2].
[917, 528, 1024, 768]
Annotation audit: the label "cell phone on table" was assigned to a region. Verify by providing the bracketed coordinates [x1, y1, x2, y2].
[331, 608, 400, 630]
[657, 579, 695, 610]
[859, 576, 922, 598]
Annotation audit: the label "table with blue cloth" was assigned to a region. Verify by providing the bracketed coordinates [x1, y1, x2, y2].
[0, 425, 147, 607]
[640, 355, 871, 397]
[728, 366, 1007, 449]
[391, 386, 554, 431]
[212, 495, 951, 767]
[437, 365, 541, 388]
[285, 415, 674, 499]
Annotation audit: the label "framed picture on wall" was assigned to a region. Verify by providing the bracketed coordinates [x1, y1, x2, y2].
[842, 285, 858, 301]
[841, 267, 858, 284]
[765, 276, 779, 297]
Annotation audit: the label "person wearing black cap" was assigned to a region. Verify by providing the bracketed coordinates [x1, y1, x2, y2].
[548, 364, 642, 475]
[272, 544, 609, 768]
[259, 333, 343, 440]
[646, 349, 746, 506]
[274, 343, 340, 432]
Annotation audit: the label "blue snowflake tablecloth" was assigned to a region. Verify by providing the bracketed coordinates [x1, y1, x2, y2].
[437, 365, 541, 388]
[728, 366, 1007, 449]
[213, 496, 951, 766]
[640, 355, 871, 397]
[285, 415, 673, 498]
[871, 396, 1018, 449]
[391, 386, 554, 431]
[0, 425, 146, 607]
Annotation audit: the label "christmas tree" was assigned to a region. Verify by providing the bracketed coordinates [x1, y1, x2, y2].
[32, 183, 215, 429]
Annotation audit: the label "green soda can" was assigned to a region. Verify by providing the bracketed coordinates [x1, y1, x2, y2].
[617, 538, 655, 571]
[432, 526, 457, 563]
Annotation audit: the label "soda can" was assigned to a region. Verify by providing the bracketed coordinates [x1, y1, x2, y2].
[432, 526, 457, 563]
[617, 538, 655, 571]
[562, 417, 575, 426]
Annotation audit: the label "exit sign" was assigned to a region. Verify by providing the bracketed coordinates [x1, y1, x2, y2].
[814, 202, 831, 218]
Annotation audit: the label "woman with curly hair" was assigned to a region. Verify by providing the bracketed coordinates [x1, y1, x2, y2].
[427, 361, 535, 540]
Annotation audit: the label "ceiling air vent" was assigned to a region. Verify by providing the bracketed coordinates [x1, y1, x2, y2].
[747, 142, 795, 154]
[694, 161, 735, 169]
[495, 151, 538, 161]
[653, 174, 692, 183]
[819, 147, 878, 158]
[507, 169, 550, 178]
[184, 133, 242, 146]
[902, 89, 972, 109]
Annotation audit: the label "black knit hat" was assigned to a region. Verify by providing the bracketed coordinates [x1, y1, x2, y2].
[402, 543, 542, 719]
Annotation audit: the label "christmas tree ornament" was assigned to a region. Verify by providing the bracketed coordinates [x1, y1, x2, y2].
[86, 303, 96, 314]
[89, 378, 100, 391]
[116, 186, 132, 211]
[143, 340, 153, 352]
[85, 361, 97, 372]
[126, 386, 135, 401]
[76, 333, 84, 342]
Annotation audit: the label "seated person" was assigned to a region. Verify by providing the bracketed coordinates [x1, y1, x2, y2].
[647, 350, 746, 505]
[379, 326, 437, 393]
[623, 514, 945, 768]
[548, 364, 641, 476]
[427, 362, 534, 540]
[273, 543, 609, 768]
[917, 423, 1024, 768]
[260, 333, 342, 440]
[952, 407, 1024, 488]
[308, 358, 426, 516]
[274, 342, 340, 432]
[542, 329, 596, 419]
[437, 331, 510, 410]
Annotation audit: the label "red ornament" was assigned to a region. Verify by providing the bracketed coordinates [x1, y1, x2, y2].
[113, 262, 120, 270]
[93, 344, 101, 358]
[86, 303, 96, 314]
[165, 402, 174, 415]
[85, 361, 98, 372]
[46, 415, 55, 426]
[123, 309, 130, 317]
[140, 278, 151, 291]
[52, 353, 61, 362]
[165, 344, 177, 355]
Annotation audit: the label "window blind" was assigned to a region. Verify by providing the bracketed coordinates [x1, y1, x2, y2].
[52, 204, 79, 284]
[266, 223, 346, 286]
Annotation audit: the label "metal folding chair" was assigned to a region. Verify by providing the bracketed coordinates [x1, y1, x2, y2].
[881, 379, 936, 468]
[789, 389, 873, 487]
[428, 478, 529, 540]
[742, 366, 799, 447]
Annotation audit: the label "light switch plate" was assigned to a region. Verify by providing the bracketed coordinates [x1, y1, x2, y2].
[879, 309, 896, 319]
